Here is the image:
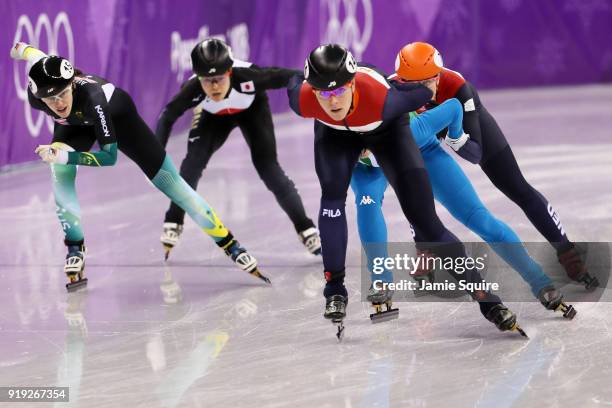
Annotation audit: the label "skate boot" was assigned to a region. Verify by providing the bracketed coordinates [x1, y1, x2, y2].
[298, 227, 321, 255]
[483, 303, 528, 338]
[324, 294, 347, 341]
[367, 285, 398, 323]
[224, 240, 271, 284]
[65, 244, 87, 292]
[537, 286, 577, 319]
[558, 245, 598, 291]
[160, 222, 183, 261]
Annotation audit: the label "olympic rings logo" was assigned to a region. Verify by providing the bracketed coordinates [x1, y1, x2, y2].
[320, 0, 373, 60]
[13, 12, 75, 137]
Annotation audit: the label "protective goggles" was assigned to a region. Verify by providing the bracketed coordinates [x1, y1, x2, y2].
[198, 72, 230, 85]
[41, 85, 72, 103]
[396, 75, 439, 84]
[315, 85, 349, 99]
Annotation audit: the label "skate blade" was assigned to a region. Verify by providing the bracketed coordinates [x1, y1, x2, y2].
[369, 308, 399, 323]
[560, 304, 577, 320]
[162, 244, 173, 261]
[333, 320, 345, 342]
[512, 324, 529, 338]
[249, 269, 272, 284]
[66, 278, 88, 292]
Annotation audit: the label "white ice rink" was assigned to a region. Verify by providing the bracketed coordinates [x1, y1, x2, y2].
[1, 85, 612, 407]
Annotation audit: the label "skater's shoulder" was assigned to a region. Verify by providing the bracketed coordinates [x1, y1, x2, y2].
[232, 59, 253, 69]
[440, 67, 466, 82]
[353, 66, 391, 102]
[72, 75, 115, 105]
[180, 75, 202, 90]
[228, 59, 254, 78]
[355, 65, 390, 84]
[229, 66, 259, 90]
[72, 74, 110, 91]
[168, 76, 205, 107]
[436, 68, 470, 103]
[438, 68, 467, 89]
[230, 63, 289, 93]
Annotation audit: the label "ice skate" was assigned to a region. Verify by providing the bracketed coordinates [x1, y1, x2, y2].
[558, 245, 599, 291]
[298, 227, 322, 255]
[484, 304, 528, 338]
[160, 222, 183, 260]
[367, 285, 398, 323]
[65, 244, 87, 292]
[537, 287, 577, 319]
[324, 294, 347, 341]
[224, 240, 271, 284]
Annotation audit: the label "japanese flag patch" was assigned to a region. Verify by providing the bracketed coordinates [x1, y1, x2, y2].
[240, 81, 255, 93]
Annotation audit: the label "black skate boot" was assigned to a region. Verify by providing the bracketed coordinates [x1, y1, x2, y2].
[537, 287, 577, 319]
[367, 285, 398, 323]
[224, 240, 271, 284]
[483, 303, 528, 338]
[324, 294, 347, 341]
[65, 244, 87, 292]
[558, 244, 598, 291]
[298, 227, 322, 255]
[160, 222, 183, 261]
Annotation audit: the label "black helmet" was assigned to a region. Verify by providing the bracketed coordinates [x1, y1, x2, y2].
[28, 56, 75, 98]
[304, 44, 356, 90]
[191, 38, 234, 77]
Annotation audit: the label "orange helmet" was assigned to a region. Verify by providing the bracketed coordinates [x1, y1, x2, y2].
[395, 42, 443, 81]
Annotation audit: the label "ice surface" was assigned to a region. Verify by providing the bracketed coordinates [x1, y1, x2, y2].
[1, 85, 611, 407]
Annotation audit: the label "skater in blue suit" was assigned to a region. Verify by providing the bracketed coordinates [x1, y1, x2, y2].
[352, 98, 576, 319]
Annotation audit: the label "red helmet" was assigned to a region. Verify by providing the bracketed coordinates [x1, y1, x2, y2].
[395, 42, 443, 81]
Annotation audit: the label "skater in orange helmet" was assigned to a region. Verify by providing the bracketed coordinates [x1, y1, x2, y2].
[393, 42, 597, 290]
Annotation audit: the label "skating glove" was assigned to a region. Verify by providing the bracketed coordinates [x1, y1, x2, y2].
[444, 132, 470, 151]
[10, 42, 47, 64]
[9, 42, 29, 60]
[35, 144, 69, 164]
[444, 133, 482, 164]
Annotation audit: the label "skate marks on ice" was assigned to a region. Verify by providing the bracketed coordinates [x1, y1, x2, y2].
[182, 266, 612, 407]
[2, 259, 610, 407]
[0, 264, 274, 408]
